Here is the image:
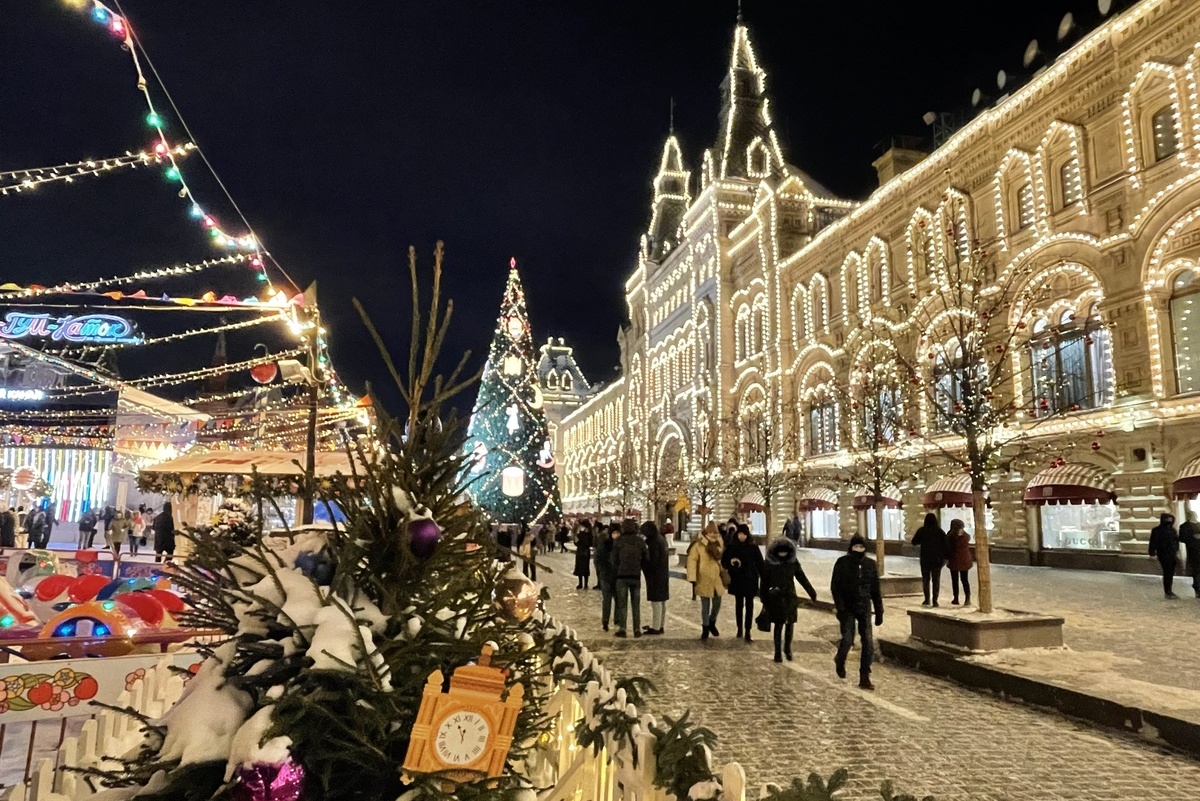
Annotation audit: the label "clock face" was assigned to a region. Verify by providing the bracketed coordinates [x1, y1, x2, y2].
[505, 315, 524, 340]
[434, 711, 491, 766]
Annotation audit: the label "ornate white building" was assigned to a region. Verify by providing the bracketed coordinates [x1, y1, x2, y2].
[560, 0, 1200, 571]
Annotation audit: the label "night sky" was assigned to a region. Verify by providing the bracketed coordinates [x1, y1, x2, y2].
[0, 1, 1104, 413]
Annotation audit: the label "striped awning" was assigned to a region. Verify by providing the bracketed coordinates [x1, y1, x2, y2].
[1173, 456, 1200, 499]
[1024, 464, 1116, 506]
[923, 475, 974, 508]
[853, 486, 902, 511]
[737, 492, 766, 513]
[797, 488, 839, 512]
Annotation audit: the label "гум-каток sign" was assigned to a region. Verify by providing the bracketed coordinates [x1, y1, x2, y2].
[0, 388, 45, 402]
[0, 312, 137, 344]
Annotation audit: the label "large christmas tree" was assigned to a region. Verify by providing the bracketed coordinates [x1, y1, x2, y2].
[464, 259, 562, 524]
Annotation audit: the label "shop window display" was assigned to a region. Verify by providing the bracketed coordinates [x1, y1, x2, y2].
[864, 507, 905, 541]
[805, 508, 839, 539]
[1039, 502, 1121, 550]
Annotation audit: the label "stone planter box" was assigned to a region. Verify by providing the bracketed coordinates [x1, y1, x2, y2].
[878, 574, 924, 597]
[908, 607, 1065, 652]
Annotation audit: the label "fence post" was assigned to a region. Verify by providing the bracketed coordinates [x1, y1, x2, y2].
[54, 736, 77, 797]
[28, 759, 54, 801]
[78, 719, 98, 765]
[720, 762, 747, 801]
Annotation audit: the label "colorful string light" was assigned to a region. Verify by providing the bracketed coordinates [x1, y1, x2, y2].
[0, 144, 194, 195]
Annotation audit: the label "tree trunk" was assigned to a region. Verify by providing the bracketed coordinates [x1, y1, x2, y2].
[874, 499, 887, 574]
[972, 489, 992, 613]
[763, 501, 772, 542]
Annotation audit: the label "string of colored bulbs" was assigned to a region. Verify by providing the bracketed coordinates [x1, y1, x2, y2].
[61, 0, 273, 288]
[29, 253, 259, 295]
[0, 144, 194, 195]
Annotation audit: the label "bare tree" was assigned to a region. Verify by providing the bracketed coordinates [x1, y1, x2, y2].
[689, 419, 729, 531]
[644, 439, 686, 525]
[613, 445, 641, 519]
[833, 332, 921, 574]
[730, 412, 801, 539]
[892, 218, 1086, 612]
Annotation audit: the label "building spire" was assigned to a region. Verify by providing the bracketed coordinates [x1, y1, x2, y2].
[669, 96, 675, 135]
[737, 0, 743, 24]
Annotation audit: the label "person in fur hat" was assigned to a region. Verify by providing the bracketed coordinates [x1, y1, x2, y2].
[759, 536, 817, 662]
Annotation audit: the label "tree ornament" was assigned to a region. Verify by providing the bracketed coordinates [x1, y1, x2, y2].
[1091, 441, 1101, 451]
[231, 760, 306, 801]
[494, 570, 538, 622]
[250, 361, 278, 384]
[407, 518, 441, 560]
[294, 549, 335, 584]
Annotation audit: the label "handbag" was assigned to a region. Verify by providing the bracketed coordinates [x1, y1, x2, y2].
[719, 567, 731, 589]
[755, 608, 771, 632]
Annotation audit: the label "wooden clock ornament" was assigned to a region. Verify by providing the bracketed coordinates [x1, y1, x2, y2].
[402, 643, 524, 783]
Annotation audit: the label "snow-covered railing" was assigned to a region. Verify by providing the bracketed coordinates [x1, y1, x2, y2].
[2, 657, 187, 801]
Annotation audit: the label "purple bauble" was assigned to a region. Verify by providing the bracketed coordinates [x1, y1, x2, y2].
[407, 518, 441, 560]
[231, 760, 306, 801]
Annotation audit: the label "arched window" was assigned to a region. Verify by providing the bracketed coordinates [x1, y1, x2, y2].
[1060, 159, 1084, 207]
[812, 277, 830, 333]
[1152, 104, 1179, 162]
[792, 286, 809, 342]
[807, 388, 839, 455]
[546, 371, 558, 389]
[1017, 183, 1036, 229]
[1171, 269, 1200, 393]
[1029, 308, 1113, 415]
[932, 342, 969, 434]
[562, 373, 573, 392]
[860, 382, 901, 447]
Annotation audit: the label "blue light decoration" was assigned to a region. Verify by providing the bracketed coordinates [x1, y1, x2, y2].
[94, 624, 109, 636]
[0, 614, 14, 627]
[0, 312, 138, 344]
[55, 622, 76, 637]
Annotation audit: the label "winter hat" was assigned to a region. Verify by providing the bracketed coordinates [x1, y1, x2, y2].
[848, 533, 867, 552]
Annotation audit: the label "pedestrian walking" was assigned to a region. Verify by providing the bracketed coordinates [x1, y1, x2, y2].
[687, 522, 726, 641]
[611, 519, 647, 638]
[109, 509, 131, 566]
[153, 502, 176, 563]
[1180, 510, 1200, 598]
[723, 523, 764, 642]
[574, 520, 593, 589]
[1149, 512, 1180, 599]
[642, 520, 670, 635]
[831, 533, 884, 690]
[783, 511, 802, 544]
[594, 523, 618, 631]
[129, 505, 146, 557]
[946, 518, 973, 606]
[27, 506, 49, 550]
[78, 508, 98, 550]
[557, 524, 570, 553]
[760, 537, 817, 662]
[496, 525, 513, 562]
[0, 507, 16, 548]
[912, 512, 949, 606]
[518, 525, 537, 581]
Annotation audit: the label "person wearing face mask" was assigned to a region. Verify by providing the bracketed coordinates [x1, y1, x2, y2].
[759, 536, 817, 662]
[830, 533, 884, 690]
[723, 523, 764, 642]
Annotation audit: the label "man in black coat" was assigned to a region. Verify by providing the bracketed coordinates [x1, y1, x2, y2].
[611, 518, 648, 638]
[831, 534, 884, 690]
[0, 507, 15, 548]
[912, 512, 950, 606]
[1149, 512, 1180, 599]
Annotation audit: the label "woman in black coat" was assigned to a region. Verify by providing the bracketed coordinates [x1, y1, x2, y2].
[722, 523, 764, 642]
[573, 521, 594, 589]
[641, 521, 670, 635]
[1149, 512, 1180, 598]
[911, 512, 949, 606]
[152, 502, 176, 563]
[760, 537, 817, 662]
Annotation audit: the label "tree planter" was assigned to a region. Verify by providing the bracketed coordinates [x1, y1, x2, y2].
[878, 574, 924, 597]
[908, 607, 1064, 652]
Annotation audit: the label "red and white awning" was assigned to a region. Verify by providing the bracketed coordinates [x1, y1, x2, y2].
[1023, 464, 1116, 506]
[853, 486, 902, 511]
[797, 487, 839, 512]
[1173, 456, 1200, 500]
[737, 492, 766, 513]
[923, 475, 974, 508]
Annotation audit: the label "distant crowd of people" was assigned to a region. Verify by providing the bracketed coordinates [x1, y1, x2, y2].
[502, 516, 885, 690]
[0, 500, 177, 563]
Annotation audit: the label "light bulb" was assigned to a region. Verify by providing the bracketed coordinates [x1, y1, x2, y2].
[146, 111, 163, 127]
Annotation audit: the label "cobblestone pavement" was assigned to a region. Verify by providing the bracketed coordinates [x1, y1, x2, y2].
[538, 551, 1200, 801]
[791, 547, 1200, 716]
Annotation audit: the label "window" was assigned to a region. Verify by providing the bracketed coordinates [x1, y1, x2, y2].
[812, 279, 829, 332]
[932, 344, 972, 434]
[1152, 105, 1178, 162]
[1017, 182, 1036, 229]
[1060, 159, 1083, 207]
[808, 399, 839, 455]
[1030, 311, 1113, 415]
[546, 371, 558, 389]
[562, 373, 572, 392]
[1171, 269, 1200, 394]
[861, 386, 901, 446]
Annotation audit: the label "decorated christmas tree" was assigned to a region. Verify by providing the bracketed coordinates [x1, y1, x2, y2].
[463, 259, 562, 524]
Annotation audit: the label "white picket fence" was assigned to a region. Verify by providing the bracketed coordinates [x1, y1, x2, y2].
[9, 663, 747, 801]
[3, 658, 184, 801]
[533, 682, 747, 801]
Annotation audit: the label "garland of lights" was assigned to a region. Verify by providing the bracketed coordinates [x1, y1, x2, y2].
[0, 144, 193, 195]
[47, 312, 287, 355]
[15, 253, 260, 296]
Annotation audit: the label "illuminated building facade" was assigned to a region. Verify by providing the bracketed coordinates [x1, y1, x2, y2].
[559, 0, 1200, 569]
